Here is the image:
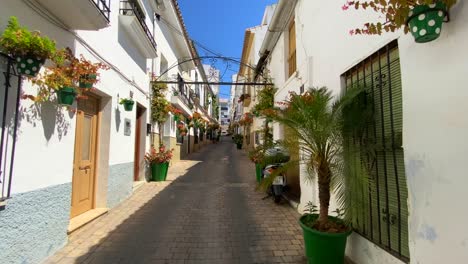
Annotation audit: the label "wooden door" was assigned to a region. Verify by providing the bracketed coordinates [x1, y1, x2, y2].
[71, 96, 99, 218]
[134, 105, 144, 181]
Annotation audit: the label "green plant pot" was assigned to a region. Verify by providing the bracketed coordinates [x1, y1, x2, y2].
[15, 55, 45, 77]
[236, 143, 242, 149]
[407, 1, 446, 43]
[79, 74, 97, 89]
[56, 87, 76, 106]
[299, 215, 352, 264]
[123, 100, 134, 111]
[151, 162, 169, 181]
[255, 163, 263, 183]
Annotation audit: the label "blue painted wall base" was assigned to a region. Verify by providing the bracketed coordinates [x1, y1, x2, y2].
[0, 183, 71, 264]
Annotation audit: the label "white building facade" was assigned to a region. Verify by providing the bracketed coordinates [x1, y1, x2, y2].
[0, 0, 216, 263]
[256, 0, 468, 263]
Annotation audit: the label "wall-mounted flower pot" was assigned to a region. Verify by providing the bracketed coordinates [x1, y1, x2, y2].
[79, 74, 97, 89]
[151, 162, 169, 181]
[122, 100, 134, 111]
[56, 87, 76, 106]
[299, 215, 352, 264]
[407, 2, 447, 43]
[15, 56, 45, 77]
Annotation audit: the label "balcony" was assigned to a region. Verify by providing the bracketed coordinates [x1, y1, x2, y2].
[119, 0, 157, 58]
[35, 0, 110, 30]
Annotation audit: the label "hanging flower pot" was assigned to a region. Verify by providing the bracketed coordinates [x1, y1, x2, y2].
[56, 87, 76, 106]
[120, 98, 134, 111]
[15, 56, 45, 77]
[407, 1, 447, 43]
[79, 74, 97, 89]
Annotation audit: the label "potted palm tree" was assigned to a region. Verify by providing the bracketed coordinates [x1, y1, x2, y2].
[0, 16, 56, 77]
[268, 87, 371, 264]
[145, 145, 174, 181]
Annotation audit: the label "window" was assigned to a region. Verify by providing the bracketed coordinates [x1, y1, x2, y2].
[343, 41, 409, 261]
[288, 19, 296, 77]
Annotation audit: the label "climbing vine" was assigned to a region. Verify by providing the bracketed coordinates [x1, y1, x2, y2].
[151, 83, 171, 147]
[253, 84, 277, 147]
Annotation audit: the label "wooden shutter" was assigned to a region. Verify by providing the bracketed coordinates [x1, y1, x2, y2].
[344, 42, 410, 261]
[288, 20, 296, 77]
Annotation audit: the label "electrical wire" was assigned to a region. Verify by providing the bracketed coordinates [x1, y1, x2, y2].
[21, 0, 149, 97]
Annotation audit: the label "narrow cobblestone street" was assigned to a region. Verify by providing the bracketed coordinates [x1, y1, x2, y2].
[45, 138, 306, 264]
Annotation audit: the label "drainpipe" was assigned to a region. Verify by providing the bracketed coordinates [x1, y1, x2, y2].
[255, 0, 297, 78]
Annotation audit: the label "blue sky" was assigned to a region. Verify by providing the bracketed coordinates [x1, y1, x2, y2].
[178, 0, 277, 99]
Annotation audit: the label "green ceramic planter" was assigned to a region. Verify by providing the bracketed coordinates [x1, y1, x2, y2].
[122, 100, 134, 111]
[79, 74, 97, 89]
[56, 87, 76, 106]
[15, 55, 45, 77]
[255, 163, 263, 183]
[236, 143, 242, 149]
[151, 162, 169, 181]
[407, 1, 447, 43]
[299, 215, 352, 264]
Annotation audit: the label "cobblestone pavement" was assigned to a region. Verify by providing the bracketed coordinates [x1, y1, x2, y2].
[44, 137, 307, 264]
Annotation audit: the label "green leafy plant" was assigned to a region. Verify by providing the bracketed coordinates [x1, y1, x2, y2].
[0, 16, 55, 58]
[232, 134, 243, 145]
[119, 98, 134, 104]
[151, 83, 171, 147]
[269, 86, 372, 233]
[253, 84, 277, 148]
[248, 146, 265, 164]
[345, 0, 457, 35]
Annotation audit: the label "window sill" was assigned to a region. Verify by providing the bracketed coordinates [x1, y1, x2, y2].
[0, 200, 6, 211]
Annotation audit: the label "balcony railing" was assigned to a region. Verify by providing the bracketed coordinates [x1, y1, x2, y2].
[120, 0, 157, 50]
[93, 0, 111, 21]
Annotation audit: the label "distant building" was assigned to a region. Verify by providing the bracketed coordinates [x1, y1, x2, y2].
[219, 99, 230, 133]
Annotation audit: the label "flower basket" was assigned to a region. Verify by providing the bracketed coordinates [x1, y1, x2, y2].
[15, 55, 45, 77]
[151, 162, 169, 181]
[56, 87, 76, 106]
[79, 74, 97, 89]
[407, 1, 447, 43]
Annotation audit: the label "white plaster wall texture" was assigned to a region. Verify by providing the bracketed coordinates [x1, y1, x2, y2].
[265, 0, 468, 263]
[1, 0, 154, 193]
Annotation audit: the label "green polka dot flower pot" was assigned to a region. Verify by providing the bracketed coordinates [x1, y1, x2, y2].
[15, 55, 45, 77]
[56, 87, 76, 106]
[407, 2, 447, 43]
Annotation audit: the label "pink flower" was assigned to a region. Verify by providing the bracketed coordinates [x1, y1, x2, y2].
[342, 4, 349, 10]
[349, 30, 355, 36]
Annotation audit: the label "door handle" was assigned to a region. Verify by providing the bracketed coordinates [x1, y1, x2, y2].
[79, 165, 91, 170]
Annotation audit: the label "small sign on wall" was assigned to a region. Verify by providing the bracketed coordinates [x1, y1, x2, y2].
[124, 118, 131, 136]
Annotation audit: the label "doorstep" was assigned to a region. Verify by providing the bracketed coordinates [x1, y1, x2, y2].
[67, 208, 108, 234]
[281, 192, 300, 210]
[133, 181, 145, 192]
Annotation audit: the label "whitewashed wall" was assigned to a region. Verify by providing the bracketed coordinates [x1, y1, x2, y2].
[265, 0, 468, 263]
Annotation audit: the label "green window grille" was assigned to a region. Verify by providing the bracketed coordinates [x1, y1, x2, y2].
[343, 40, 410, 262]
